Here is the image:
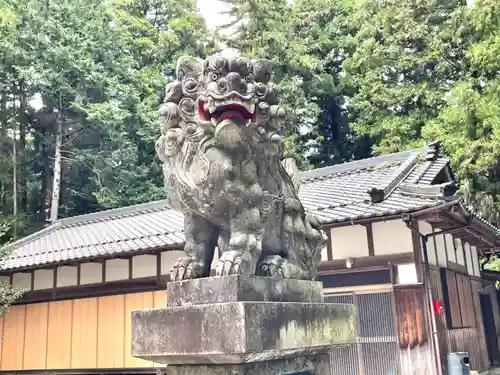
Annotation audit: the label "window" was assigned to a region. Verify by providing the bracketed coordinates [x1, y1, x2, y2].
[394, 286, 427, 348]
[441, 268, 476, 329]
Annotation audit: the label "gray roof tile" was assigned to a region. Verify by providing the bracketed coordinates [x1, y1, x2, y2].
[0, 143, 479, 271]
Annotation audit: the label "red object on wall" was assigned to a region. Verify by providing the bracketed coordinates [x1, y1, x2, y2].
[433, 300, 444, 315]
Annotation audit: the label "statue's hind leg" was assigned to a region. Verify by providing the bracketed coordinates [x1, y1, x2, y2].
[259, 210, 318, 280]
[215, 206, 264, 276]
[171, 211, 218, 280]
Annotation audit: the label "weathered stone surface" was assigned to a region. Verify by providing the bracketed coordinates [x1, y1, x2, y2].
[166, 354, 331, 375]
[157, 50, 328, 282]
[167, 276, 324, 306]
[132, 301, 356, 365]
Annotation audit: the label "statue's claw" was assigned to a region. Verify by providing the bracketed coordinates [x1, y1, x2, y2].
[170, 257, 205, 281]
[259, 255, 305, 279]
[215, 251, 250, 276]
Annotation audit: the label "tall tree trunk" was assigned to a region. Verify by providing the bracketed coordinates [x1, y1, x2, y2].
[0, 90, 7, 214]
[18, 84, 28, 213]
[11, 118, 17, 238]
[49, 115, 62, 223]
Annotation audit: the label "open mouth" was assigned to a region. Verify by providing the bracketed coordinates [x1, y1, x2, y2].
[198, 97, 256, 126]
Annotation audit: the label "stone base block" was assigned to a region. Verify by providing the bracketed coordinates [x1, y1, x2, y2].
[167, 275, 324, 306]
[166, 354, 331, 375]
[132, 300, 356, 364]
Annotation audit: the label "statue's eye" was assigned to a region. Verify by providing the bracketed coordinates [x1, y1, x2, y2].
[211, 73, 219, 81]
[245, 74, 252, 82]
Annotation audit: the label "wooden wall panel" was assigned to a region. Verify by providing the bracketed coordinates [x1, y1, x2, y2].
[47, 300, 73, 369]
[71, 297, 98, 368]
[1, 291, 160, 372]
[124, 292, 155, 367]
[0, 316, 4, 368]
[97, 295, 125, 368]
[1, 305, 26, 370]
[23, 302, 49, 370]
[153, 290, 166, 308]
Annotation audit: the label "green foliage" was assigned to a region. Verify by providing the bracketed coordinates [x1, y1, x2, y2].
[0, 0, 499, 247]
[218, 0, 370, 167]
[343, 0, 500, 226]
[0, 0, 209, 230]
[0, 221, 23, 314]
[421, 1, 500, 226]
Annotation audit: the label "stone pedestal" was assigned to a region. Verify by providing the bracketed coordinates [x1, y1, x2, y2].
[132, 276, 356, 374]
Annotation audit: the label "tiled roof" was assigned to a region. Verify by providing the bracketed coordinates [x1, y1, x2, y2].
[0, 142, 468, 271]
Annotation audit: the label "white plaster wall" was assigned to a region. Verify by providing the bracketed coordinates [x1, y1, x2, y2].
[105, 259, 129, 282]
[12, 272, 31, 291]
[321, 245, 328, 262]
[471, 245, 481, 277]
[161, 250, 184, 275]
[132, 255, 157, 278]
[445, 234, 456, 263]
[397, 263, 418, 284]
[57, 266, 78, 287]
[454, 238, 465, 266]
[34, 269, 54, 290]
[80, 262, 103, 285]
[464, 242, 474, 276]
[330, 225, 368, 260]
[372, 220, 413, 255]
[435, 234, 447, 267]
[418, 221, 433, 236]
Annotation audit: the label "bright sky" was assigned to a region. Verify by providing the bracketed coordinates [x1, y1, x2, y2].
[196, 0, 231, 30]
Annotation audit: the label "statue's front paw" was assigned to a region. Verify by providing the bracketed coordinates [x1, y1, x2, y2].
[259, 255, 305, 279]
[215, 251, 252, 276]
[170, 257, 205, 280]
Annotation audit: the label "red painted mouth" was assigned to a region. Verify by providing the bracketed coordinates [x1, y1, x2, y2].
[198, 101, 256, 125]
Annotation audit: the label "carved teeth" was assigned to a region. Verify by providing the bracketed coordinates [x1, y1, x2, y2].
[208, 97, 216, 114]
[244, 102, 255, 114]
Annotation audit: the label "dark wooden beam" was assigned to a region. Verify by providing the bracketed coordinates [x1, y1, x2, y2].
[440, 211, 496, 247]
[30, 270, 35, 291]
[13, 277, 165, 305]
[410, 220, 423, 282]
[156, 252, 162, 282]
[365, 223, 375, 257]
[325, 228, 333, 261]
[447, 261, 467, 274]
[76, 263, 81, 286]
[102, 260, 106, 283]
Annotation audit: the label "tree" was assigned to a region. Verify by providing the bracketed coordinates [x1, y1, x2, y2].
[217, 0, 368, 167]
[422, 0, 500, 226]
[342, 0, 500, 225]
[0, 221, 23, 315]
[0, 0, 210, 230]
[342, 0, 466, 155]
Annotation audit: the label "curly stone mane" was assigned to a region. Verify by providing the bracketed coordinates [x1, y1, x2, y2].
[156, 50, 327, 281]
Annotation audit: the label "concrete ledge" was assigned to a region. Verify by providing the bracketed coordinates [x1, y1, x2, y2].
[166, 276, 324, 306]
[132, 301, 356, 365]
[166, 354, 330, 375]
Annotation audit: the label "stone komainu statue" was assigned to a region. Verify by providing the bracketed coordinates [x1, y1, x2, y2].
[156, 50, 327, 281]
